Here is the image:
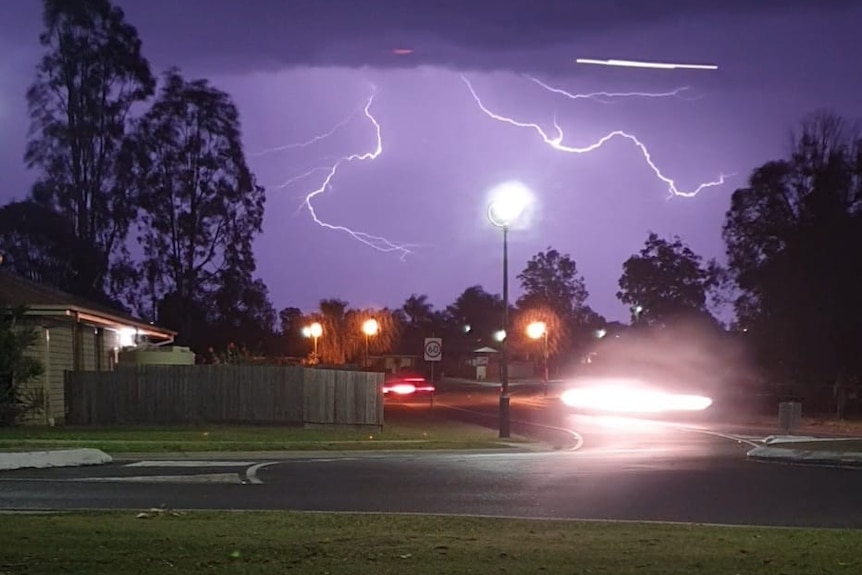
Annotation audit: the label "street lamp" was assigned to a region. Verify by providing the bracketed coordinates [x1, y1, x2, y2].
[487, 181, 533, 438]
[526, 321, 549, 396]
[362, 318, 379, 369]
[302, 321, 323, 363]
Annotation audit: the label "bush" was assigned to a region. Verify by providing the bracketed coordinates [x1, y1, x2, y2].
[0, 304, 45, 426]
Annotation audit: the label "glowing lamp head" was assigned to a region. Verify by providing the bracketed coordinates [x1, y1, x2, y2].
[118, 327, 137, 348]
[362, 318, 379, 336]
[487, 181, 533, 228]
[308, 322, 323, 338]
[494, 329, 507, 342]
[526, 321, 547, 340]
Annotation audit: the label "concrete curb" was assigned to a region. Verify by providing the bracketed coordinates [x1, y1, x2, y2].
[747, 454, 862, 468]
[0, 449, 113, 471]
[109, 446, 546, 461]
[433, 403, 583, 451]
[746, 445, 862, 468]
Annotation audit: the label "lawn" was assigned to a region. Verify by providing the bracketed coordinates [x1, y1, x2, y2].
[0, 408, 523, 453]
[0, 511, 860, 574]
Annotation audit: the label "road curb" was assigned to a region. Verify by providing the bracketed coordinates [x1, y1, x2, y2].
[108, 446, 543, 461]
[434, 403, 583, 451]
[746, 445, 862, 468]
[747, 453, 862, 468]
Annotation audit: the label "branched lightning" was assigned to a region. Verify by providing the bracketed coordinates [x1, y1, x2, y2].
[524, 75, 699, 103]
[249, 106, 360, 157]
[462, 75, 729, 198]
[272, 166, 331, 192]
[300, 89, 416, 259]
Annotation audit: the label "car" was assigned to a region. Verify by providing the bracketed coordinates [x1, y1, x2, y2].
[558, 377, 712, 416]
[382, 372, 435, 398]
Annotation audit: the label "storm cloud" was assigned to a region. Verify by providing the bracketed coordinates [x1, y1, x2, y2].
[1, 0, 849, 76]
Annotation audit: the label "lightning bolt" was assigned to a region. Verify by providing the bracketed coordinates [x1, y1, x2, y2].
[249, 106, 360, 157]
[300, 88, 416, 259]
[462, 75, 729, 199]
[271, 166, 331, 192]
[524, 75, 700, 103]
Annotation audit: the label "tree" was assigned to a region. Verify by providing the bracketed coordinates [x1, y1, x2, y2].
[346, 308, 401, 363]
[313, 299, 349, 364]
[210, 272, 277, 355]
[445, 285, 505, 353]
[722, 111, 862, 387]
[127, 69, 265, 346]
[516, 248, 599, 367]
[25, 0, 155, 298]
[617, 232, 722, 327]
[310, 299, 399, 365]
[402, 294, 435, 328]
[0, 200, 106, 302]
[399, 294, 445, 355]
[516, 247, 588, 318]
[278, 307, 307, 357]
[0, 305, 45, 426]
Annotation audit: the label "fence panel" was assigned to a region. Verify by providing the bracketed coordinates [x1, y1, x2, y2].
[65, 365, 381, 426]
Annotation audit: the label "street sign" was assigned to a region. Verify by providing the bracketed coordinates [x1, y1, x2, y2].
[424, 337, 442, 362]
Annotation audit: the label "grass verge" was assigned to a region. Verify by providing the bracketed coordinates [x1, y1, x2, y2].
[0, 408, 522, 453]
[0, 511, 860, 574]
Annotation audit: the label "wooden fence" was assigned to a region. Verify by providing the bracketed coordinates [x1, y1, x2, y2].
[64, 365, 384, 427]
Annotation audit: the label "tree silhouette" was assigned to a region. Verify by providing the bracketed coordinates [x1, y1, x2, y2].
[309, 299, 399, 365]
[126, 69, 266, 347]
[516, 247, 588, 317]
[617, 232, 721, 327]
[445, 285, 505, 353]
[516, 247, 600, 365]
[722, 111, 862, 386]
[25, 0, 154, 299]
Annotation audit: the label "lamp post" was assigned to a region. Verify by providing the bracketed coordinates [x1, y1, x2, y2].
[362, 318, 379, 369]
[526, 321, 549, 397]
[487, 181, 533, 438]
[631, 305, 643, 325]
[301, 322, 323, 364]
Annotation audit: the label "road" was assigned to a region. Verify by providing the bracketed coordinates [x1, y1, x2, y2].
[2, 380, 861, 528]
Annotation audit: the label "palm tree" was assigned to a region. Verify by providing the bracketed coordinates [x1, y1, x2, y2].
[310, 300, 401, 365]
[315, 298, 349, 364]
[402, 294, 434, 327]
[345, 308, 401, 363]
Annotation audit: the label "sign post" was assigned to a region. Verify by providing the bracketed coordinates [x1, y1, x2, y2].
[424, 337, 442, 407]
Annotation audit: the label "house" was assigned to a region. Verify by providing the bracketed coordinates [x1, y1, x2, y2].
[374, 354, 421, 374]
[0, 269, 176, 425]
[465, 347, 533, 381]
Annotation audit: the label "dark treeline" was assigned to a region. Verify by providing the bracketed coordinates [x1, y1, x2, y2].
[2, 1, 861, 410]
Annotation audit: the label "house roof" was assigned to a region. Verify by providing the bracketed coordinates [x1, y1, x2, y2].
[473, 346, 499, 353]
[0, 268, 175, 338]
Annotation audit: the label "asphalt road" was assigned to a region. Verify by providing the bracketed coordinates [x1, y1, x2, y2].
[2, 381, 861, 528]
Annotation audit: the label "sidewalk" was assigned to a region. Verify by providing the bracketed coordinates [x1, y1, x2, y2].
[0, 448, 112, 471]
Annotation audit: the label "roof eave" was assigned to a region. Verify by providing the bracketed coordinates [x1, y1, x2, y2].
[22, 305, 177, 339]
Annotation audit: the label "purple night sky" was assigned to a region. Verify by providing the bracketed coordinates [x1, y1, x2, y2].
[1, 1, 860, 321]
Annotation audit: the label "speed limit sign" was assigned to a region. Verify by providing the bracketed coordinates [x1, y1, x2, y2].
[424, 338, 442, 362]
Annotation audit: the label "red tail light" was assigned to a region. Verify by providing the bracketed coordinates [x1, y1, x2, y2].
[382, 380, 435, 395]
